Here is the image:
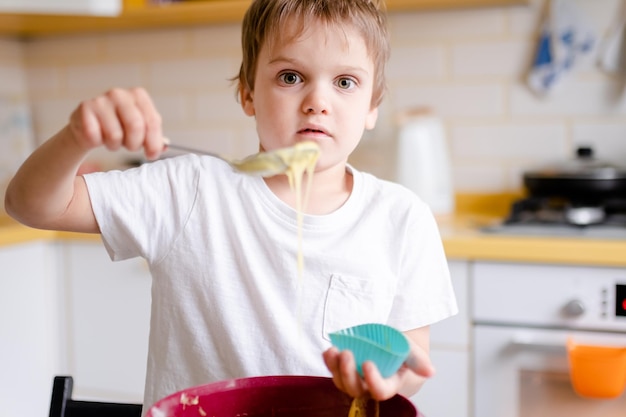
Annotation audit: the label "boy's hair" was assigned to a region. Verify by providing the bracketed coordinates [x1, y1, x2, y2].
[236, 0, 390, 108]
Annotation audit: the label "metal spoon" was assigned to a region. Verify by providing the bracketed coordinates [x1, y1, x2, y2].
[163, 139, 320, 177]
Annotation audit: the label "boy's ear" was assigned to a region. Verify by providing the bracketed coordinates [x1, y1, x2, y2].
[240, 86, 255, 116]
[365, 107, 379, 130]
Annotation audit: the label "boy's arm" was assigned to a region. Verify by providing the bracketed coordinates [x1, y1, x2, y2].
[5, 126, 99, 233]
[4, 87, 164, 233]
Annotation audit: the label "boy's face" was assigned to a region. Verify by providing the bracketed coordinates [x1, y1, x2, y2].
[241, 20, 378, 173]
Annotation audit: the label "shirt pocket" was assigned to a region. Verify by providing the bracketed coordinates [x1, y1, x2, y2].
[321, 273, 394, 341]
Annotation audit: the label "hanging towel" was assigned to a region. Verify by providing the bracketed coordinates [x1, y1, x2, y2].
[598, 0, 626, 75]
[527, 0, 596, 96]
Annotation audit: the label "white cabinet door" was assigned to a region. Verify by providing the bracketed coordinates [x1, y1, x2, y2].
[0, 241, 61, 417]
[63, 242, 151, 403]
[430, 260, 470, 348]
[412, 349, 470, 417]
[412, 259, 470, 417]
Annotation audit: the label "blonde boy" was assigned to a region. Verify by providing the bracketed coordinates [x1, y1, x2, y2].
[5, 0, 457, 412]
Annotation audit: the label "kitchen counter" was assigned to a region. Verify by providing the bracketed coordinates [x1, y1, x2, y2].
[2, 209, 625, 267]
[0, 215, 99, 246]
[436, 214, 626, 267]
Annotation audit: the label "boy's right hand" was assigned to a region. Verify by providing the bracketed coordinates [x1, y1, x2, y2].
[68, 87, 165, 160]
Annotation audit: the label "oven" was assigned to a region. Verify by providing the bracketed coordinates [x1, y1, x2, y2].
[472, 261, 626, 417]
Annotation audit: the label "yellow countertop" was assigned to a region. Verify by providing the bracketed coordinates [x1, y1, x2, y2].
[2, 210, 625, 267]
[436, 214, 626, 267]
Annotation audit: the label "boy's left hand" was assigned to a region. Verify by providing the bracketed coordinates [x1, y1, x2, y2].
[322, 329, 435, 401]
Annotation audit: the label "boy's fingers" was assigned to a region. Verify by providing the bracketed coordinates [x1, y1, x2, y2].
[361, 361, 397, 401]
[323, 347, 346, 392]
[132, 87, 164, 159]
[404, 351, 436, 378]
[338, 350, 366, 398]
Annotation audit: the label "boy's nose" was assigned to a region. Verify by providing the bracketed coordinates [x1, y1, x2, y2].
[302, 85, 329, 115]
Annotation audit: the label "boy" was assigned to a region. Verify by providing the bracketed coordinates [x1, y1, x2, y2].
[5, 0, 457, 412]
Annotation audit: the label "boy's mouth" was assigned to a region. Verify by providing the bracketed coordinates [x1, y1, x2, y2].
[298, 126, 329, 136]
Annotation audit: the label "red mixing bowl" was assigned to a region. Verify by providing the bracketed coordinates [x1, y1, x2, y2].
[145, 375, 419, 417]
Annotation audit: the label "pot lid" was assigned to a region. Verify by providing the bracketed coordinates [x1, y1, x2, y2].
[524, 147, 626, 180]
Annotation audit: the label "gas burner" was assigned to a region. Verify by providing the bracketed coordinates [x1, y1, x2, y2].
[564, 206, 605, 226]
[483, 196, 626, 239]
[505, 197, 626, 227]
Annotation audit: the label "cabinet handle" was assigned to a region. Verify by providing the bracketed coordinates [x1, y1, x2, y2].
[510, 336, 565, 353]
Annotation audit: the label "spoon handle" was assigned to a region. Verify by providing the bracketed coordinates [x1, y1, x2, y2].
[163, 142, 223, 160]
[162, 140, 286, 177]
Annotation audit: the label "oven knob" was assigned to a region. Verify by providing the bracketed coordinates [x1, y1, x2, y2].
[562, 300, 585, 317]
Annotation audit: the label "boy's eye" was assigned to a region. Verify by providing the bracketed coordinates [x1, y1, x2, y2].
[279, 72, 301, 85]
[336, 77, 356, 90]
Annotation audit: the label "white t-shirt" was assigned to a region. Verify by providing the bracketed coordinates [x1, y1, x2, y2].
[84, 154, 457, 412]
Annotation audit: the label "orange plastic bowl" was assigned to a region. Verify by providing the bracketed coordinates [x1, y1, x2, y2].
[145, 376, 419, 417]
[567, 338, 626, 399]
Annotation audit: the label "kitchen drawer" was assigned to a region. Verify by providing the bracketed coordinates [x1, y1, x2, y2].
[430, 260, 470, 348]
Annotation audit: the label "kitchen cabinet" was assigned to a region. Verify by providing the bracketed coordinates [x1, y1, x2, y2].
[0, 241, 62, 417]
[411, 259, 471, 417]
[0, 0, 528, 38]
[62, 241, 151, 403]
[0, 0, 121, 16]
[471, 261, 626, 417]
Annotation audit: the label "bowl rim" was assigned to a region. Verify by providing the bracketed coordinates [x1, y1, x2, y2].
[145, 375, 417, 416]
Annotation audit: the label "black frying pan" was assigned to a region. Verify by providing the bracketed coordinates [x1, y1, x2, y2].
[523, 147, 626, 204]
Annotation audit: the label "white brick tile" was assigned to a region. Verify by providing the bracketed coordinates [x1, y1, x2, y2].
[366, 101, 395, 144]
[509, 0, 622, 38]
[508, 0, 543, 36]
[506, 164, 527, 191]
[389, 9, 506, 43]
[32, 128, 58, 147]
[151, 94, 192, 128]
[387, 45, 446, 80]
[0, 97, 34, 165]
[163, 127, 238, 157]
[452, 163, 508, 192]
[391, 83, 504, 117]
[25, 66, 62, 96]
[350, 139, 396, 180]
[0, 65, 26, 95]
[0, 38, 23, 62]
[576, 0, 623, 37]
[65, 63, 143, 93]
[147, 57, 239, 91]
[451, 40, 533, 77]
[192, 24, 242, 56]
[510, 80, 626, 116]
[104, 28, 191, 59]
[22, 36, 105, 65]
[240, 127, 260, 155]
[450, 123, 567, 159]
[31, 97, 80, 130]
[194, 91, 250, 124]
[572, 123, 626, 163]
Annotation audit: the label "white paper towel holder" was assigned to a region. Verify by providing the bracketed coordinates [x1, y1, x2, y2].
[395, 107, 455, 215]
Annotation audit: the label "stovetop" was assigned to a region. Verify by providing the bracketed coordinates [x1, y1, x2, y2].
[482, 197, 626, 240]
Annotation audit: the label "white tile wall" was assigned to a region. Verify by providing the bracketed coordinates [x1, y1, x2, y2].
[0, 38, 34, 208]
[1, 0, 623, 194]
